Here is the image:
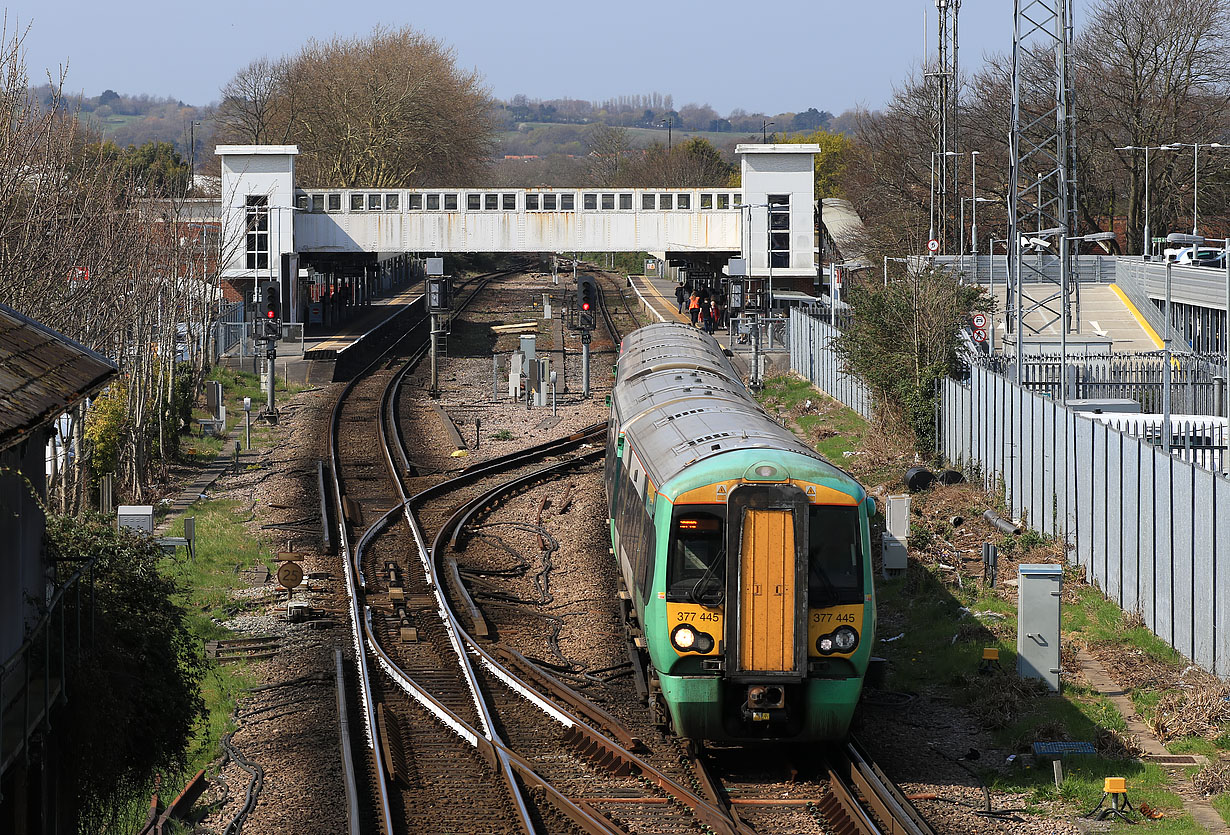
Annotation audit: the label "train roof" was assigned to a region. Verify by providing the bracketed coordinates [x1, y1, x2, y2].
[616, 322, 740, 384]
[613, 324, 838, 489]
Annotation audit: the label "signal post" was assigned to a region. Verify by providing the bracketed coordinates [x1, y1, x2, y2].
[426, 258, 450, 398]
[260, 283, 281, 422]
[576, 275, 596, 398]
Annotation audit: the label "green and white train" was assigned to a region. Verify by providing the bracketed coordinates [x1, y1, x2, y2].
[606, 323, 876, 743]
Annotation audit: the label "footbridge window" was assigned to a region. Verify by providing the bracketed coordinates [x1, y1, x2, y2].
[244, 195, 269, 270]
[769, 194, 790, 268]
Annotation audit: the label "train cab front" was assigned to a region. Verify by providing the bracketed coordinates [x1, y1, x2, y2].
[658, 471, 871, 743]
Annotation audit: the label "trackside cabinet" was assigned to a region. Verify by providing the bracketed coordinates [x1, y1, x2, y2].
[1017, 563, 1062, 691]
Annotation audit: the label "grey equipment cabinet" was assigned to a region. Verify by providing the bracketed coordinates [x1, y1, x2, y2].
[1017, 563, 1062, 691]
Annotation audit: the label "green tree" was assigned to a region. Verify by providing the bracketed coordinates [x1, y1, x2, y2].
[838, 266, 986, 452]
[46, 514, 206, 832]
[782, 129, 853, 198]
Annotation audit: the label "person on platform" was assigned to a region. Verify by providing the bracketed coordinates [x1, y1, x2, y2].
[707, 299, 720, 334]
[688, 291, 701, 326]
[674, 283, 687, 313]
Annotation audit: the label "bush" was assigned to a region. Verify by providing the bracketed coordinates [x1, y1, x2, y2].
[45, 514, 206, 832]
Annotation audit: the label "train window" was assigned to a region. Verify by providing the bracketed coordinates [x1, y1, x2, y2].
[667, 509, 725, 604]
[426, 194, 440, 210]
[677, 194, 691, 210]
[642, 193, 655, 210]
[385, 194, 399, 211]
[620, 193, 633, 210]
[312, 194, 325, 212]
[602, 193, 615, 210]
[584, 193, 598, 210]
[700, 193, 713, 209]
[543, 194, 557, 210]
[350, 193, 364, 211]
[467, 194, 481, 211]
[659, 194, 673, 210]
[444, 194, 458, 211]
[807, 506, 864, 605]
[560, 193, 575, 210]
[503, 193, 516, 210]
[526, 194, 539, 210]
[485, 193, 499, 210]
[368, 193, 382, 211]
[408, 194, 422, 210]
[717, 194, 729, 210]
[328, 193, 342, 212]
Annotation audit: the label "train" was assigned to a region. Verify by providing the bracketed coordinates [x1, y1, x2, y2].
[605, 322, 876, 743]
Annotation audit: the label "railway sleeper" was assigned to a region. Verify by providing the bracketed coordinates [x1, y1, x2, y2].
[561, 727, 634, 776]
[815, 786, 866, 835]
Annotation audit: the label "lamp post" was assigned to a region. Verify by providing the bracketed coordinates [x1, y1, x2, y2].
[970, 150, 981, 255]
[1162, 142, 1227, 236]
[658, 118, 673, 149]
[189, 119, 201, 194]
[1115, 144, 1176, 258]
[762, 121, 774, 143]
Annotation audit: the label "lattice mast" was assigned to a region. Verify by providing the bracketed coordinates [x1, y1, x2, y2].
[1007, 0, 1079, 377]
[930, 0, 961, 249]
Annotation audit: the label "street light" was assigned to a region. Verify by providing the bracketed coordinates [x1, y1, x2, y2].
[959, 197, 995, 257]
[1115, 144, 1177, 258]
[657, 118, 673, 150]
[970, 150, 981, 255]
[1161, 141, 1228, 236]
[762, 121, 774, 143]
[189, 119, 202, 194]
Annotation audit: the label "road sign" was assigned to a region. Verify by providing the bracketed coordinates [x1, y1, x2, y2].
[927, 239, 940, 253]
[277, 561, 303, 589]
[973, 328, 988, 343]
[972, 313, 989, 329]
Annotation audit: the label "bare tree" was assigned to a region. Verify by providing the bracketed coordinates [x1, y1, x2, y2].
[213, 56, 293, 145]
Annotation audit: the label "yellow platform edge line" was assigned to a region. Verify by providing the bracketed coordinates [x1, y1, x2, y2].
[635, 276, 690, 323]
[1109, 283, 1165, 350]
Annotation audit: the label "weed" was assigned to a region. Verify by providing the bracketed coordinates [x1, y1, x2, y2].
[491, 429, 514, 441]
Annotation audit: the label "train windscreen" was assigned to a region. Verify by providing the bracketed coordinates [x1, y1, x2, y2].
[807, 505, 864, 605]
[667, 509, 725, 604]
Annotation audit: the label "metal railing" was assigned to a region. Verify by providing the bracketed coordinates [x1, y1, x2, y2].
[1, 562, 94, 780]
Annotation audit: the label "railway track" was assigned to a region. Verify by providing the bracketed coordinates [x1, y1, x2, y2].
[323, 264, 941, 835]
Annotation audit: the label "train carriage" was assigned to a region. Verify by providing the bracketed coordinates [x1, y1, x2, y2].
[607, 322, 875, 743]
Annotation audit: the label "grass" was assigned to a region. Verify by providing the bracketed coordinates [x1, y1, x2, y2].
[161, 497, 272, 772]
[756, 374, 869, 463]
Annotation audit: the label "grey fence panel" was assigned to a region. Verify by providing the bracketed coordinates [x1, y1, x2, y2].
[1217, 478, 1230, 676]
[1064, 410, 1078, 548]
[1030, 393, 1045, 531]
[1121, 437, 1141, 617]
[1139, 449, 1157, 634]
[1075, 417, 1095, 572]
[1193, 467, 1217, 672]
[1105, 431, 1123, 604]
[1153, 450, 1175, 646]
[1172, 463, 1195, 661]
[1091, 423, 1109, 592]
[788, 311, 873, 421]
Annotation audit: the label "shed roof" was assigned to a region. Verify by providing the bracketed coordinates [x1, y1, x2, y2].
[819, 198, 866, 262]
[0, 304, 118, 453]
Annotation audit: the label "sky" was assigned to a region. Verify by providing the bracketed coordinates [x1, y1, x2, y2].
[6, 1, 1028, 115]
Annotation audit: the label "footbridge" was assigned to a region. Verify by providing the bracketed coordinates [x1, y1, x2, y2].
[217, 143, 821, 321]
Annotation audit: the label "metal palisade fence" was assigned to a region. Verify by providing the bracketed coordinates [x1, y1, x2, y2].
[788, 309, 872, 421]
[943, 365, 1230, 678]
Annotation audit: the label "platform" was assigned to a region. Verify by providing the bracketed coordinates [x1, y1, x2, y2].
[225, 280, 425, 386]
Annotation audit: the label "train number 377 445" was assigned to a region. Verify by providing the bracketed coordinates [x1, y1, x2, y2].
[812, 612, 856, 623]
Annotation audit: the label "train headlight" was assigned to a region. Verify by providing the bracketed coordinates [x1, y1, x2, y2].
[671, 624, 715, 653]
[833, 626, 859, 653]
[816, 626, 859, 655]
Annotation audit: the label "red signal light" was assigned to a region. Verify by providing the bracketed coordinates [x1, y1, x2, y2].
[581, 302, 591, 311]
[267, 310, 276, 318]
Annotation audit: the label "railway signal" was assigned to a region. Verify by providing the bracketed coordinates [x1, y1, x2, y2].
[577, 276, 597, 330]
